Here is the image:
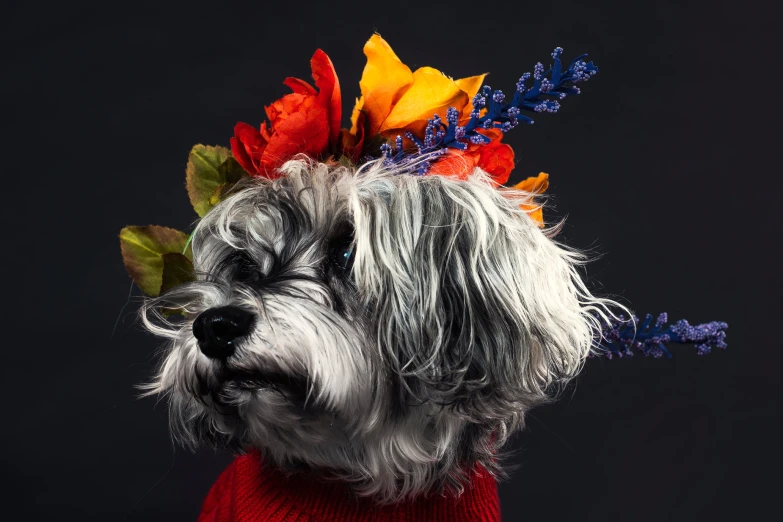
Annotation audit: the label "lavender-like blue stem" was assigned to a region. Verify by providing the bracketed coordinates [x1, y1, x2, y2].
[380, 47, 598, 173]
[594, 313, 729, 359]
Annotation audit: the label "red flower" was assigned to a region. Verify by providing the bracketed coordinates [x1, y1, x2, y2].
[230, 50, 342, 178]
[427, 129, 515, 185]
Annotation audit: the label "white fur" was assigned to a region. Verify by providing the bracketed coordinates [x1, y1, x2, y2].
[139, 158, 622, 502]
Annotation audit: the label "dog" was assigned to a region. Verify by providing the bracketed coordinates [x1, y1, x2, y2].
[139, 157, 619, 511]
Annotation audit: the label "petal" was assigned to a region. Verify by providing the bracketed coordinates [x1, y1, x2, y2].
[350, 96, 364, 134]
[514, 173, 549, 227]
[355, 34, 414, 135]
[339, 111, 365, 162]
[230, 136, 255, 175]
[511, 172, 549, 194]
[478, 141, 515, 185]
[427, 148, 480, 179]
[260, 108, 330, 174]
[265, 93, 312, 126]
[259, 121, 272, 142]
[231, 122, 267, 176]
[523, 204, 545, 227]
[455, 74, 487, 99]
[283, 77, 317, 95]
[381, 67, 469, 134]
[455, 74, 487, 121]
[234, 122, 265, 149]
[478, 128, 503, 141]
[310, 49, 342, 146]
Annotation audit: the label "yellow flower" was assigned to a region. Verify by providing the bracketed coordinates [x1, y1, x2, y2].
[511, 172, 550, 226]
[350, 34, 486, 139]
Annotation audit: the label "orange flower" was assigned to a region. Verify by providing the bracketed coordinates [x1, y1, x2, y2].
[511, 172, 549, 226]
[427, 129, 515, 184]
[348, 35, 519, 183]
[231, 49, 342, 178]
[350, 34, 486, 140]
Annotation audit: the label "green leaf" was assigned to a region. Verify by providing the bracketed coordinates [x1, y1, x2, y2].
[160, 253, 195, 294]
[119, 226, 194, 296]
[208, 182, 236, 207]
[336, 154, 356, 169]
[160, 253, 195, 317]
[186, 144, 247, 217]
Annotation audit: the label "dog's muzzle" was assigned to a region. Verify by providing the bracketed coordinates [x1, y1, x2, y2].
[193, 306, 255, 360]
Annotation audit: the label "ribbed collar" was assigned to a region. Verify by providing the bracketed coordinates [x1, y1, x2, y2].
[198, 450, 501, 522]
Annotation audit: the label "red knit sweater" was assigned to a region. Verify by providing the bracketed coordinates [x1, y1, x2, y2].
[197, 451, 501, 521]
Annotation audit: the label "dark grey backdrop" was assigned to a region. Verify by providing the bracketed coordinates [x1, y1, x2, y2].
[2, 0, 779, 520]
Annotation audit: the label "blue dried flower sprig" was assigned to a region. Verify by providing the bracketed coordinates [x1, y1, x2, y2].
[595, 313, 729, 359]
[380, 47, 598, 174]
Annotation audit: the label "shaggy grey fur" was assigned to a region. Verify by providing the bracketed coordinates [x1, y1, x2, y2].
[140, 158, 620, 502]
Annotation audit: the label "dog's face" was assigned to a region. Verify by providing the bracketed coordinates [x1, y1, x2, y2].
[142, 159, 613, 501]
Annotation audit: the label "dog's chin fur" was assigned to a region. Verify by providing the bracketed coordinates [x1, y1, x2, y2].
[139, 157, 620, 503]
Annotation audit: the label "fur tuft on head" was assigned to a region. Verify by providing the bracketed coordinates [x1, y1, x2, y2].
[139, 158, 621, 502]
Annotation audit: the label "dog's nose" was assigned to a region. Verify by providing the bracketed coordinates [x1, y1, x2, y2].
[192, 306, 255, 360]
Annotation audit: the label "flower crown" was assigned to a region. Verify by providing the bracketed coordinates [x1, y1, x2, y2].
[119, 34, 727, 357]
[231, 35, 596, 184]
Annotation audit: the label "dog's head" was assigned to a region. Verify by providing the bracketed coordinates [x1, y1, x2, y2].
[141, 159, 616, 501]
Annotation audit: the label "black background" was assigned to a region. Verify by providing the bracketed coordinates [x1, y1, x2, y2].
[2, 0, 780, 520]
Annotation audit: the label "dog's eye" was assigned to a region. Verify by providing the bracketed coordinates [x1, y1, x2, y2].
[232, 252, 262, 285]
[236, 264, 262, 284]
[329, 238, 355, 273]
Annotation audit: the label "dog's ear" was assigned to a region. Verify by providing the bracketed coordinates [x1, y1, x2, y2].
[353, 170, 613, 425]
